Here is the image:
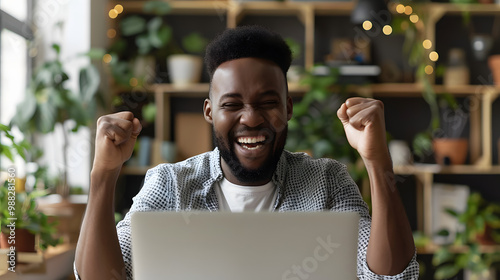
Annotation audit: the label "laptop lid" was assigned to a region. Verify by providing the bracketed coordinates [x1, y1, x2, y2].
[131, 211, 359, 280]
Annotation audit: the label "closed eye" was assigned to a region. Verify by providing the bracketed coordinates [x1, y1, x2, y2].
[221, 103, 243, 109]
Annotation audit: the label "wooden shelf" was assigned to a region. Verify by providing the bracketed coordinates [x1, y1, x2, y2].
[417, 243, 500, 255]
[116, 0, 355, 15]
[150, 83, 309, 97]
[351, 83, 500, 98]
[394, 164, 500, 175]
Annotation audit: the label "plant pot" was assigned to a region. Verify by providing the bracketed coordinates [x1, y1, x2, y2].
[488, 55, 500, 86]
[433, 138, 468, 165]
[0, 228, 36, 252]
[464, 268, 496, 280]
[167, 54, 203, 87]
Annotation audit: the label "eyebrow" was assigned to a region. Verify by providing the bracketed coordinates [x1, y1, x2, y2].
[219, 90, 282, 102]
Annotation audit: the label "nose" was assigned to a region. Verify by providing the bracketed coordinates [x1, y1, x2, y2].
[239, 106, 265, 128]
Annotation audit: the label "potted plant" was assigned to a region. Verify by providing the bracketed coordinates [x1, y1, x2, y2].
[285, 37, 303, 85]
[433, 192, 500, 280]
[286, 65, 366, 183]
[167, 32, 209, 87]
[0, 124, 61, 253]
[9, 43, 101, 197]
[109, 0, 172, 87]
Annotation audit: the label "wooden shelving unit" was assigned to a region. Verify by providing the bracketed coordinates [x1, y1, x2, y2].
[111, 1, 500, 250]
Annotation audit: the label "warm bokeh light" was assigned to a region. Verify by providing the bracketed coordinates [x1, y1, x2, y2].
[107, 28, 117, 39]
[404, 6, 413, 15]
[114, 4, 124, 14]
[129, 77, 138, 87]
[363, 20, 373, 31]
[396, 4, 405, 14]
[410, 14, 419, 23]
[429, 51, 439, 62]
[109, 9, 118, 19]
[383, 25, 393, 35]
[103, 54, 112, 63]
[423, 39, 432, 49]
[425, 65, 434, 75]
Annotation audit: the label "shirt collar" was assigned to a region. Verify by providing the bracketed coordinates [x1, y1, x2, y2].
[205, 147, 289, 211]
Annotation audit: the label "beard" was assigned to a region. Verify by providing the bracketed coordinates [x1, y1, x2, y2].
[214, 126, 288, 184]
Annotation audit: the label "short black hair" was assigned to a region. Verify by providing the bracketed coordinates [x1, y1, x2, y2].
[205, 25, 292, 80]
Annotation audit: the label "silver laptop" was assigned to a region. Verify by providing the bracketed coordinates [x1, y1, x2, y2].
[131, 211, 360, 280]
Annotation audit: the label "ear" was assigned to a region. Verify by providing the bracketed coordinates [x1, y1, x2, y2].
[203, 98, 213, 124]
[286, 96, 293, 121]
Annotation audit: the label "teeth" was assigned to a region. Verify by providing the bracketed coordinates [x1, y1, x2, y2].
[237, 135, 266, 144]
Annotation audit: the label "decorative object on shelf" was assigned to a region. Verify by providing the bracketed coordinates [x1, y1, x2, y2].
[444, 48, 470, 87]
[433, 138, 468, 165]
[432, 192, 500, 280]
[488, 54, 500, 85]
[286, 66, 366, 183]
[388, 140, 413, 167]
[9, 43, 101, 197]
[433, 94, 469, 165]
[471, 34, 493, 61]
[167, 33, 208, 87]
[137, 136, 153, 167]
[161, 141, 177, 163]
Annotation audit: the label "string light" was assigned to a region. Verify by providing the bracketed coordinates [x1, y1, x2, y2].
[109, 9, 118, 19]
[103, 54, 112, 63]
[404, 6, 413, 15]
[425, 65, 434, 75]
[429, 51, 439, 62]
[114, 4, 124, 14]
[107, 28, 117, 39]
[396, 4, 405, 14]
[423, 39, 432, 49]
[363, 20, 373, 31]
[129, 78, 139, 87]
[383, 25, 393, 35]
[410, 14, 419, 23]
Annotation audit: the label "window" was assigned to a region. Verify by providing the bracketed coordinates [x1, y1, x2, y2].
[0, 1, 33, 171]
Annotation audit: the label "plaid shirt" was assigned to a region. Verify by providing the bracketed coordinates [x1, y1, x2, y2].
[75, 148, 419, 279]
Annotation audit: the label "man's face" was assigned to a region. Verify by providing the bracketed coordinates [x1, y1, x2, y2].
[203, 58, 293, 186]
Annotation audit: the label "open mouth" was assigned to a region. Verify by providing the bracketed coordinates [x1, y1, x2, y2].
[236, 135, 267, 150]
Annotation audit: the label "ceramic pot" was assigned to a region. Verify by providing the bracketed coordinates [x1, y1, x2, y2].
[0, 228, 36, 252]
[433, 138, 468, 165]
[167, 54, 203, 87]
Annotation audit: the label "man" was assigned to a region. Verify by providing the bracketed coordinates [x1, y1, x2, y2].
[75, 26, 418, 279]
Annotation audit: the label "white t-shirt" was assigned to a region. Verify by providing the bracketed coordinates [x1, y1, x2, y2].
[214, 178, 277, 212]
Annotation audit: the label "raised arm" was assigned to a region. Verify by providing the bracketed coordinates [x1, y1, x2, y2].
[75, 112, 142, 280]
[337, 98, 415, 275]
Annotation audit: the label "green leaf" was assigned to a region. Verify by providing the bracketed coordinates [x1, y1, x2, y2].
[432, 247, 455, 266]
[445, 208, 459, 217]
[121, 16, 147, 36]
[83, 48, 106, 60]
[182, 32, 208, 55]
[136, 35, 152, 55]
[434, 265, 460, 280]
[79, 65, 100, 103]
[143, 1, 171, 15]
[52, 44, 61, 54]
[1, 144, 14, 162]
